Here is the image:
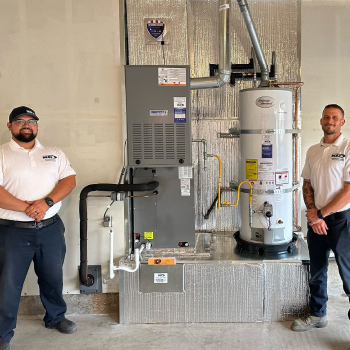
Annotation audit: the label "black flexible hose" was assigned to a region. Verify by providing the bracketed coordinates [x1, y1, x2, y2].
[204, 193, 218, 220]
[204, 189, 223, 220]
[79, 181, 159, 286]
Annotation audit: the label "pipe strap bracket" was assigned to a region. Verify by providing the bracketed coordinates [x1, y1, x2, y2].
[240, 184, 300, 195]
[240, 129, 301, 135]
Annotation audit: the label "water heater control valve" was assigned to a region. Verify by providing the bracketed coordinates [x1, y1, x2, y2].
[263, 202, 273, 218]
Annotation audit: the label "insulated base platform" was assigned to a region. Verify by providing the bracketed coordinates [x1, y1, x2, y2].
[119, 232, 310, 324]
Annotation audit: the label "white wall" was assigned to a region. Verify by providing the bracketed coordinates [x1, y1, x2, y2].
[1, 0, 350, 295]
[300, 0, 350, 232]
[0, 0, 124, 294]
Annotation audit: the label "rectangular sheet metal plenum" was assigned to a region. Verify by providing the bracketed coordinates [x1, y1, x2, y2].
[264, 262, 309, 322]
[121, 263, 264, 323]
[120, 261, 308, 324]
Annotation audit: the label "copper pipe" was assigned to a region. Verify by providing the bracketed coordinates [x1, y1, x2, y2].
[126, 191, 158, 198]
[294, 136, 302, 231]
[87, 195, 111, 198]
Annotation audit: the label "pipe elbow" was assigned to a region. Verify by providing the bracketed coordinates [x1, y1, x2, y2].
[191, 72, 230, 90]
[259, 77, 270, 87]
[80, 184, 95, 200]
[217, 71, 231, 87]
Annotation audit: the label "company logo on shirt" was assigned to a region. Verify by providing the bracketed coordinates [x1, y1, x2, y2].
[331, 153, 345, 161]
[43, 155, 57, 162]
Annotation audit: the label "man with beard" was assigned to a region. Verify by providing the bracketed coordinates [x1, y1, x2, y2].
[291, 104, 350, 332]
[0, 106, 77, 350]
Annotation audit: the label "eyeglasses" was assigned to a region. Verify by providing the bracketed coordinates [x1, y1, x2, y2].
[13, 119, 38, 126]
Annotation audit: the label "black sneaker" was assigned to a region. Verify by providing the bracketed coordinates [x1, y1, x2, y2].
[46, 318, 77, 334]
[0, 342, 10, 350]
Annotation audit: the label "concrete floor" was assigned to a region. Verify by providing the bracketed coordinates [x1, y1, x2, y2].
[10, 262, 350, 350]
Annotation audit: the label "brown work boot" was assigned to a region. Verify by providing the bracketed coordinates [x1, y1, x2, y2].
[291, 314, 327, 332]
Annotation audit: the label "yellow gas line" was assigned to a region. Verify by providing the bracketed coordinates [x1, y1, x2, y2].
[209, 155, 253, 210]
[230, 181, 253, 206]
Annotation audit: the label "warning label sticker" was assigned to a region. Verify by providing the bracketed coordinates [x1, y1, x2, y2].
[144, 232, 154, 240]
[180, 178, 190, 196]
[148, 258, 176, 265]
[276, 171, 289, 185]
[246, 159, 258, 180]
[178, 166, 193, 179]
[262, 135, 272, 145]
[259, 161, 274, 172]
[158, 67, 186, 86]
[258, 172, 275, 181]
[257, 180, 276, 191]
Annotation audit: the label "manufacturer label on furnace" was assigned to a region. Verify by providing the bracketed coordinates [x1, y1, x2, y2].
[154, 273, 168, 283]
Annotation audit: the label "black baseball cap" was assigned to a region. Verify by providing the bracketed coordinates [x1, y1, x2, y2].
[9, 106, 39, 122]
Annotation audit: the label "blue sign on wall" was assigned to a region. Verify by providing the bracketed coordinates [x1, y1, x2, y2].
[147, 20, 165, 39]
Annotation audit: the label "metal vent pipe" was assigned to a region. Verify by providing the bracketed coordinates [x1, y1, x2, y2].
[237, 0, 269, 86]
[190, 0, 231, 90]
[190, 0, 269, 90]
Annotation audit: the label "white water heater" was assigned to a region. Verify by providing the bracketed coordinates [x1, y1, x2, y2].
[239, 87, 294, 249]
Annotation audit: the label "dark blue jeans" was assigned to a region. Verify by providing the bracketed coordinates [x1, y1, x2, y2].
[307, 213, 350, 318]
[0, 217, 67, 342]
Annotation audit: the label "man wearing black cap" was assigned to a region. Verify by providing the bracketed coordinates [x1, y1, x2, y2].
[0, 106, 77, 350]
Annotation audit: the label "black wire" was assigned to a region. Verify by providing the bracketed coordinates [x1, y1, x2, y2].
[118, 140, 128, 185]
[118, 168, 126, 185]
[123, 139, 127, 166]
[161, 33, 165, 65]
[124, 0, 130, 65]
[104, 200, 115, 220]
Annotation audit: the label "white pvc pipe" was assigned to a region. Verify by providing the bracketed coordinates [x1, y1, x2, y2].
[109, 235, 145, 276]
[109, 229, 115, 279]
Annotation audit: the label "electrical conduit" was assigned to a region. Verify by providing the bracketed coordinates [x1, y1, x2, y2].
[79, 181, 159, 286]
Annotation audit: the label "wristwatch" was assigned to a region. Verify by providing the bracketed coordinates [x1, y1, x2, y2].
[317, 209, 324, 220]
[44, 197, 54, 207]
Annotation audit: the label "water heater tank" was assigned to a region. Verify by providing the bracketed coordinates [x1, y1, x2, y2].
[238, 87, 294, 249]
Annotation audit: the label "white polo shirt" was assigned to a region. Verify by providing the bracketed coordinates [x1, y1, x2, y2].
[0, 138, 76, 221]
[301, 133, 350, 211]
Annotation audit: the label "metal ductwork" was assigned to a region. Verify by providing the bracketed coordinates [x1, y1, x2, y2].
[190, 0, 270, 90]
[190, 0, 231, 90]
[237, 0, 269, 86]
